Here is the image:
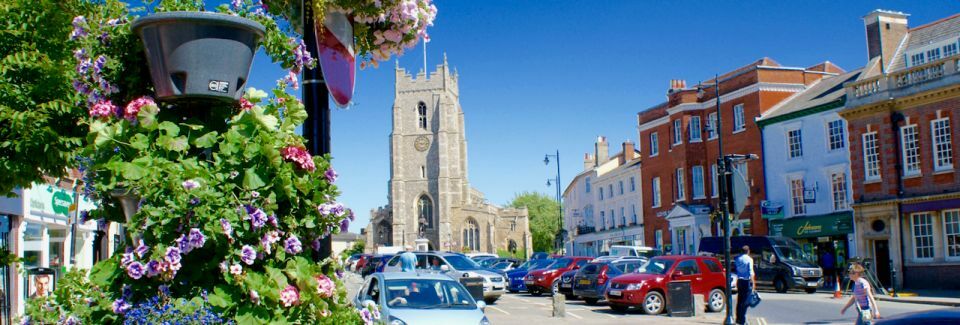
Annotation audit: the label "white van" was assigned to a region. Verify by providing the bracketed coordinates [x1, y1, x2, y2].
[608, 245, 661, 258]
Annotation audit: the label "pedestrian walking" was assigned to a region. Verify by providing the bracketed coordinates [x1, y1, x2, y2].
[399, 245, 417, 272]
[821, 249, 835, 287]
[734, 245, 756, 325]
[841, 263, 880, 324]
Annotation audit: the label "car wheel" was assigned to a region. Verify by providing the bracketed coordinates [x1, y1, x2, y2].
[707, 289, 725, 312]
[583, 298, 599, 305]
[642, 291, 665, 315]
[610, 304, 629, 313]
[805, 288, 817, 294]
[484, 297, 499, 304]
[774, 277, 788, 293]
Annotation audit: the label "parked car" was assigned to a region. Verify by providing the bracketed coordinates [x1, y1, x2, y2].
[467, 253, 498, 260]
[353, 272, 490, 325]
[524, 256, 592, 296]
[354, 254, 373, 273]
[606, 255, 727, 315]
[609, 245, 662, 258]
[346, 254, 362, 270]
[573, 259, 646, 305]
[361, 254, 396, 277]
[557, 269, 579, 299]
[875, 308, 960, 324]
[479, 257, 521, 269]
[507, 258, 555, 293]
[383, 251, 507, 304]
[476, 257, 500, 268]
[491, 259, 522, 272]
[699, 236, 822, 293]
[530, 252, 550, 260]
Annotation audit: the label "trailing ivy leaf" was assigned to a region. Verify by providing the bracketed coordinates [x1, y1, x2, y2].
[242, 167, 266, 189]
[158, 121, 180, 136]
[193, 131, 218, 148]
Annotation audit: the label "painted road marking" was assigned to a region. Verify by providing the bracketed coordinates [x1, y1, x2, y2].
[489, 306, 511, 315]
[566, 312, 583, 319]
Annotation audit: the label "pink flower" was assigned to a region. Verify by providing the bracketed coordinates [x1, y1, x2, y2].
[279, 285, 300, 307]
[123, 96, 155, 122]
[281, 146, 316, 171]
[240, 98, 254, 111]
[315, 274, 335, 298]
[89, 100, 116, 118]
[284, 70, 299, 90]
[250, 290, 261, 304]
[230, 263, 243, 275]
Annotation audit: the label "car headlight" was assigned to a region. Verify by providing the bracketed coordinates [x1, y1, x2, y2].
[625, 283, 642, 290]
[480, 316, 491, 325]
[791, 266, 800, 276]
[389, 316, 407, 325]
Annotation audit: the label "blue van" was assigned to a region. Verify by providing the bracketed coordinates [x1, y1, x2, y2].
[698, 236, 823, 293]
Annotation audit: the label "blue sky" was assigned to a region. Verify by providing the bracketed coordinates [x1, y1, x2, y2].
[236, 1, 960, 233]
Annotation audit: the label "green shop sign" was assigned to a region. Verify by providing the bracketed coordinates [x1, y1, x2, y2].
[769, 212, 853, 238]
[27, 184, 95, 219]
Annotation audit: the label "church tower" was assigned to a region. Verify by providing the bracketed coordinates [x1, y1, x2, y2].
[388, 55, 468, 249]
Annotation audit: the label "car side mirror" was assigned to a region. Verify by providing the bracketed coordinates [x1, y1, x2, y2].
[440, 265, 450, 272]
[476, 300, 487, 311]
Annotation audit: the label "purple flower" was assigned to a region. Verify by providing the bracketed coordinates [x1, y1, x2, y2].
[312, 238, 321, 251]
[261, 230, 281, 254]
[317, 203, 333, 216]
[120, 252, 134, 267]
[188, 228, 206, 249]
[251, 191, 260, 198]
[220, 219, 234, 238]
[79, 210, 90, 223]
[145, 260, 162, 277]
[336, 269, 344, 279]
[164, 246, 182, 265]
[126, 261, 145, 279]
[324, 167, 338, 183]
[267, 214, 278, 227]
[73, 48, 86, 60]
[245, 205, 268, 229]
[112, 298, 131, 314]
[330, 203, 345, 217]
[134, 240, 149, 258]
[182, 179, 199, 190]
[176, 234, 192, 253]
[159, 284, 170, 296]
[92, 55, 106, 75]
[340, 218, 350, 233]
[231, 0, 243, 10]
[190, 197, 200, 205]
[70, 16, 87, 40]
[284, 235, 302, 254]
[122, 284, 133, 299]
[348, 209, 356, 221]
[76, 59, 90, 74]
[241, 245, 256, 265]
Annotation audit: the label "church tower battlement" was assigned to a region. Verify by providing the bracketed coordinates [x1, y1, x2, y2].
[394, 54, 459, 98]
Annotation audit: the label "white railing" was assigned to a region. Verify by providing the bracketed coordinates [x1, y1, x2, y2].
[846, 55, 960, 99]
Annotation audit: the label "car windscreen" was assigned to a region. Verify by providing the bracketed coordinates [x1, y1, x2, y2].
[492, 262, 511, 270]
[637, 258, 674, 275]
[443, 255, 481, 270]
[527, 259, 554, 270]
[774, 245, 816, 266]
[384, 279, 476, 309]
[579, 263, 602, 275]
[548, 258, 573, 269]
[479, 258, 500, 267]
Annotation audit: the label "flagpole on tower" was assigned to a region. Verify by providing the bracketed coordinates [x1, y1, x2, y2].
[423, 38, 427, 73]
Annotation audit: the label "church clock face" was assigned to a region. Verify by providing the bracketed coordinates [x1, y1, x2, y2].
[414, 135, 430, 152]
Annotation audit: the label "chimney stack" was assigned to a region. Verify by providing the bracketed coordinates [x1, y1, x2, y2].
[583, 153, 595, 171]
[863, 9, 909, 73]
[594, 136, 609, 166]
[621, 140, 635, 163]
[668, 79, 687, 93]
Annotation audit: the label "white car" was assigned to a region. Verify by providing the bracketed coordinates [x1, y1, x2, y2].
[383, 252, 506, 304]
[355, 272, 490, 325]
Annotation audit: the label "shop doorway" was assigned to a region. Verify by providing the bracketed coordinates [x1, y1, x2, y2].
[873, 240, 891, 288]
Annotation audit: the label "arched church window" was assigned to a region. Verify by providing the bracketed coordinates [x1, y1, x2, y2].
[377, 221, 392, 246]
[417, 102, 427, 129]
[464, 218, 480, 252]
[417, 195, 433, 230]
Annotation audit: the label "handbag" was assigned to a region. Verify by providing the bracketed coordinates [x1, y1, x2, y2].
[855, 299, 873, 324]
[748, 291, 761, 308]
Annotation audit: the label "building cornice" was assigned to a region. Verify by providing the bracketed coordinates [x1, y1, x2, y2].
[756, 97, 846, 129]
[840, 83, 960, 119]
[639, 82, 807, 131]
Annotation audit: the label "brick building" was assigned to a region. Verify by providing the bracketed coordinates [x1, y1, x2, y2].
[841, 10, 960, 289]
[637, 59, 841, 255]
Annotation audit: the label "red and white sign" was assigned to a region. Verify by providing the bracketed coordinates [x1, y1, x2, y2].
[314, 10, 355, 107]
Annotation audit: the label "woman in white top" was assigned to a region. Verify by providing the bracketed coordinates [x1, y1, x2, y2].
[841, 263, 880, 324]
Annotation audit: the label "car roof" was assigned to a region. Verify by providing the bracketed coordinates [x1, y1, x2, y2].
[649, 255, 704, 261]
[378, 272, 458, 281]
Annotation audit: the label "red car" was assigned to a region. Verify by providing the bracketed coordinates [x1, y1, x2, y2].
[524, 256, 592, 296]
[353, 254, 373, 272]
[606, 255, 727, 315]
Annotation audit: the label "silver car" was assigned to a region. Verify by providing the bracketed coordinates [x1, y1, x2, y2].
[354, 272, 490, 325]
[383, 252, 507, 304]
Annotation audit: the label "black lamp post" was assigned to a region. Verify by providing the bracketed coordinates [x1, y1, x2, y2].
[302, 0, 332, 261]
[698, 75, 734, 325]
[544, 151, 563, 253]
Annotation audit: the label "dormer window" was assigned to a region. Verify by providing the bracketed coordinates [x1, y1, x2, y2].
[417, 102, 427, 129]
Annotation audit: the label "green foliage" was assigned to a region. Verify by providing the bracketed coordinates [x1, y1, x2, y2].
[508, 192, 560, 253]
[341, 240, 365, 258]
[25, 269, 117, 324]
[497, 248, 524, 260]
[0, 0, 91, 196]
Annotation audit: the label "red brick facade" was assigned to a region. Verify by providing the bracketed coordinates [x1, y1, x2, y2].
[637, 59, 834, 251]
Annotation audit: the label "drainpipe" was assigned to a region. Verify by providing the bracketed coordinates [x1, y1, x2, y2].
[890, 111, 905, 294]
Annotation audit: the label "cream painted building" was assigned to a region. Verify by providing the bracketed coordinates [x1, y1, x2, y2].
[565, 137, 644, 256]
[366, 57, 531, 257]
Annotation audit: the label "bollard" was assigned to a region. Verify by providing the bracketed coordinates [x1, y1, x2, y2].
[693, 294, 706, 317]
[552, 293, 566, 317]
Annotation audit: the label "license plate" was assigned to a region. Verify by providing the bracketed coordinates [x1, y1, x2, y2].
[525, 280, 534, 285]
[494, 286, 503, 290]
[807, 282, 818, 287]
[561, 284, 571, 288]
[579, 279, 591, 285]
[609, 290, 622, 296]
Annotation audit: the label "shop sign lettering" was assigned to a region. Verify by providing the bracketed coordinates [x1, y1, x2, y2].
[796, 221, 822, 236]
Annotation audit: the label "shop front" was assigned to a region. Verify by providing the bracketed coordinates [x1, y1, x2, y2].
[666, 204, 712, 255]
[0, 182, 101, 319]
[770, 211, 855, 285]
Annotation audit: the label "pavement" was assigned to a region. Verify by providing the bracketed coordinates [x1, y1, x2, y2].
[874, 289, 960, 307]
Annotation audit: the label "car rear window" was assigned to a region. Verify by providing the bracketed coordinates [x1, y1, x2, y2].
[580, 263, 601, 274]
[703, 259, 722, 273]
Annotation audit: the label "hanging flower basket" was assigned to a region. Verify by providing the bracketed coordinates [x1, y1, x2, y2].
[132, 11, 265, 102]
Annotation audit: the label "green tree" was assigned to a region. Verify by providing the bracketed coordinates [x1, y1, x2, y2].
[0, 0, 94, 196]
[342, 239, 365, 258]
[508, 191, 560, 253]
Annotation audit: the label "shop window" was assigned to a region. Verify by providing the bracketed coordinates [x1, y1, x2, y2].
[944, 210, 960, 259]
[911, 213, 935, 260]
